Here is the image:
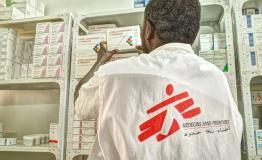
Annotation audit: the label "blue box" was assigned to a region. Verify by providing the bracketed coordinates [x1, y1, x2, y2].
[134, 0, 150, 8]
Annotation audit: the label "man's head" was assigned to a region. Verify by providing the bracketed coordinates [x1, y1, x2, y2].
[141, 0, 201, 53]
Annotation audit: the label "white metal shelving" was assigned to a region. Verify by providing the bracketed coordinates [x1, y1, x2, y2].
[233, 0, 262, 159]
[66, 0, 238, 159]
[0, 13, 73, 160]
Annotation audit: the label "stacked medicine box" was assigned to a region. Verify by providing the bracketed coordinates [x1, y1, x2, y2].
[242, 9, 262, 71]
[198, 33, 228, 72]
[0, 28, 16, 80]
[33, 22, 65, 79]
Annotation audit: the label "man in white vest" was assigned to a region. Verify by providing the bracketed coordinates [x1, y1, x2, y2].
[75, 0, 243, 159]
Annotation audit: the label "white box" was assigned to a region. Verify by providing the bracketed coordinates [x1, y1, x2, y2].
[12, 0, 36, 7]
[33, 55, 48, 67]
[33, 44, 49, 55]
[0, 7, 24, 20]
[254, 118, 260, 130]
[49, 123, 58, 144]
[49, 44, 63, 55]
[36, 1, 45, 13]
[73, 121, 96, 128]
[243, 15, 262, 33]
[75, 55, 96, 79]
[0, 138, 5, 145]
[72, 142, 93, 150]
[35, 10, 44, 17]
[72, 135, 96, 143]
[77, 34, 106, 56]
[214, 33, 226, 50]
[200, 34, 213, 51]
[35, 33, 49, 45]
[32, 66, 47, 78]
[5, 138, 17, 146]
[48, 55, 62, 66]
[36, 22, 50, 33]
[51, 22, 65, 33]
[88, 24, 117, 34]
[243, 8, 259, 15]
[50, 32, 64, 44]
[199, 51, 214, 63]
[12, 3, 35, 18]
[245, 50, 258, 70]
[47, 65, 62, 78]
[0, 0, 6, 7]
[27, 64, 32, 78]
[213, 50, 228, 72]
[256, 130, 262, 155]
[111, 53, 139, 61]
[13, 62, 21, 79]
[73, 128, 96, 135]
[20, 64, 28, 78]
[107, 26, 141, 52]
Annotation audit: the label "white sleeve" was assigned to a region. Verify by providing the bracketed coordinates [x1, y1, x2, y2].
[75, 73, 100, 120]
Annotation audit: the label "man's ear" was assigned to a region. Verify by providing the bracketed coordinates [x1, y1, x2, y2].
[144, 20, 154, 40]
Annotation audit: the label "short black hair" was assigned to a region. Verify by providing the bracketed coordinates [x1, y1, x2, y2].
[145, 0, 201, 44]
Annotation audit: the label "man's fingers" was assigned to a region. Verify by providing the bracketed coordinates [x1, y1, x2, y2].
[136, 45, 144, 54]
[100, 41, 107, 51]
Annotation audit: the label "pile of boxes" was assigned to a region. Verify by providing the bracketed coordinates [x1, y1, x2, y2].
[0, 0, 45, 20]
[33, 22, 65, 78]
[199, 33, 228, 72]
[73, 114, 96, 150]
[75, 24, 141, 78]
[242, 9, 262, 71]
[23, 134, 49, 146]
[0, 131, 17, 146]
[49, 123, 58, 145]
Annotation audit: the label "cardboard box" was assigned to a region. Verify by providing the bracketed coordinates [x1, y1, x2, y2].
[0, 7, 24, 20]
[73, 128, 96, 135]
[88, 24, 117, 34]
[36, 22, 50, 33]
[33, 44, 49, 55]
[107, 26, 141, 52]
[73, 121, 96, 128]
[72, 135, 96, 143]
[12, 3, 35, 18]
[35, 33, 49, 45]
[214, 33, 226, 50]
[77, 34, 106, 56]
[51, 22, 65, 33]
[75, 55, 96, 79]
[49, 44, 63, 55]
[200, 34, 213, 51]
[48, 55, 62, 66]
[256, 130, 262, 155]
[33, 55, 48, 67]
[50, 32, 64, 44]
[32, 66, 47, 78]
[49, 123, 58, 144]
[47, 65, 62, 78]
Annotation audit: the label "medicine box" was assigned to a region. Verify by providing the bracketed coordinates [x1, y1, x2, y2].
[243, 8, 259, 15]
[48, 55, 62, 66]
[11, 0, 36, 7]
[33, 55, 48, 67]
[73, 128, 96, 135]
[88, 24, 117, 34]
[49, 44, 64, 55]
[47, 65, 62, 78]
[72, 142, 93, 150]
[134, 0, 149, 8]
[32, 66, 47, 78]
[36, 0, 45, 13]
[107, 25, 141, 52]
[27, 64, 32, 78]
[251, 91, 262, 104]
[73, 121, 96, 128]
[243, 15, 262, 33]
[50, 32, 64, 44]
[35, 33, 50, 45]
[214, 33, 226, 50]
[245, 50, 258, 70]
[77, 34, 107, 56]
[36, 22, 50, 33]
[200, 34, 213, 51]
[199, 51, 214, 63]
[51, 22, 65, 33]
[75, 55, 97, 79]
[73, 135, 96, 143]
[21, 64, 28, 78]
[254, 118, 260, 130]
[0, 7, 24, 20]
[213, 50, 228, 72]
[49, 123, 58, 144]
[12, 3, 35, 18]
[256, 130, 262, 155]
[34, 44, 49, 55]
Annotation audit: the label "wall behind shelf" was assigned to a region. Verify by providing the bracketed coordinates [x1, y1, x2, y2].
[43, 0, 133, 15]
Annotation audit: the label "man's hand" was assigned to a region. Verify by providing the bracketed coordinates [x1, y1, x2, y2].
[74, 42, 118, 102]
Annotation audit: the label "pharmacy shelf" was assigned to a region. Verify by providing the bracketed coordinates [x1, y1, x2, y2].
[233, 0, 262, 159]
[0, 13, 73, 160]
[66, 1, 238, 159]
[0, 143, 49, 153]
[0, 79, 61, 90]
[0, 15, 64, 36]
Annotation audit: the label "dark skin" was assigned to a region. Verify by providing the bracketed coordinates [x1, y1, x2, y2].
[74, 20, 163, 102]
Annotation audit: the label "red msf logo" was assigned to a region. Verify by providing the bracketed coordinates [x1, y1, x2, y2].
[138, 84, 201, 142]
